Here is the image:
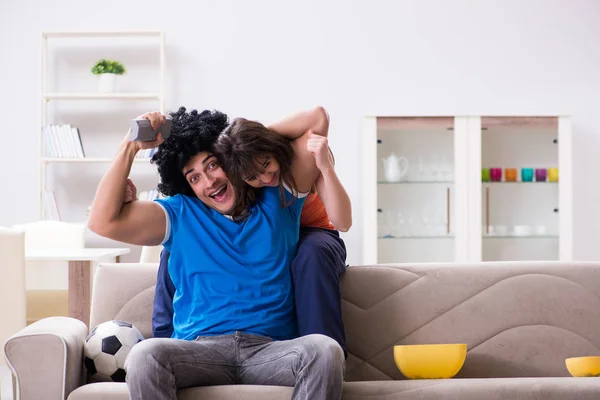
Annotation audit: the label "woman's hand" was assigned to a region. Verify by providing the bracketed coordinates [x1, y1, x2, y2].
[307, 131, 333, 172]
[123, 178, 138, 203]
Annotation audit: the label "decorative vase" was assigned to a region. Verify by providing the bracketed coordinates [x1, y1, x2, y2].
[505, 168, 517, 182]
[481, 168, 490, 182]
[382, 153, 409, 182]
[98, 73, 117, 93]
[521, 168, 534, 182]
[490, 168, 502, 182]
[535, 168, 547, 182]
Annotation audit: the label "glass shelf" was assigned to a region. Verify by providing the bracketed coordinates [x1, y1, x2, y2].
[378, 235, 455, 239]
[44, 157, 152, 163]
[483, 235, 558, 239]
[378, 181, 454, 184]
[482, 181, 558, 184]
[378, 234, 557, 239]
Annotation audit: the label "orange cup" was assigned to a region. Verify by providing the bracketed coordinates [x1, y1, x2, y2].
[505, 168, 517, 182]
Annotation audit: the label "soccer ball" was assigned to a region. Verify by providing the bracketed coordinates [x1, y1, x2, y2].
[84, 320, 145, 382]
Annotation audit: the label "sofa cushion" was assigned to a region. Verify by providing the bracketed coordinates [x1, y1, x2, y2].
[67, 383, 294, 400]
[91, 262, 600, 383]
[341, 263, 600, 381]
[89, 264, 158, 340]
[67, 378, 600, 400]
[341, 378, 600, 399]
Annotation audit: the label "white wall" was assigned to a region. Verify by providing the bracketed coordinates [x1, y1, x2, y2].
[1, 0, 600, 265]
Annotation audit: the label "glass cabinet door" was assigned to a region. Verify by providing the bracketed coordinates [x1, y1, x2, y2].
[480, 117, 559, 261]
[376, 117, 455, 263]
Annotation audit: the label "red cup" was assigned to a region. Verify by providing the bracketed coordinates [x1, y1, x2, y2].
[490, 168, 502, 182]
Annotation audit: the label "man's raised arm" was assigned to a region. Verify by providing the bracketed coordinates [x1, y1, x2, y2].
[87, 112, 167, 246]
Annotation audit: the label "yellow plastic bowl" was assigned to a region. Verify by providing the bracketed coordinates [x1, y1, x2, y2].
[566, 356, 600, 377]
[394, 344, 467, 379]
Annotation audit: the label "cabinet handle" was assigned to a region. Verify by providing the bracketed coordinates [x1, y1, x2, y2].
[553, 208, 559, 213]
[377, 139, 382, 144]
[553, 138, 558, 144]
[446, 187, 451, 234]
[485, 186, 490, 234]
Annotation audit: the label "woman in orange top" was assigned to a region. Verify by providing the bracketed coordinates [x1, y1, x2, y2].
[222, 106, 352, 355]
[300, 189, 335, 229]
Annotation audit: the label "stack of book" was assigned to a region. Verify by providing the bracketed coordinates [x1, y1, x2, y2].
[42, 124, 85, 158]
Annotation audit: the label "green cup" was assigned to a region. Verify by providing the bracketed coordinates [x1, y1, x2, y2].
[482, 168, 490, 182]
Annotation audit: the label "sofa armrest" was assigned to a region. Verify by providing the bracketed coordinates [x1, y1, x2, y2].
[3, 316, 88, 400]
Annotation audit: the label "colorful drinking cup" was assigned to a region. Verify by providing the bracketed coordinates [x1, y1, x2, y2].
[521, 168, 534, 182]
[535, 168, 547, 182]
[481, 168, 490, 182]
[490, 168, 502, 182]
[505, 168, 517, 182]
[548, 168, 559, 182]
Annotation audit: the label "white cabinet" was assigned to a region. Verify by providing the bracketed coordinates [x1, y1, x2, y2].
[478, 117, 572, 262]
[362, 115, 572, 264]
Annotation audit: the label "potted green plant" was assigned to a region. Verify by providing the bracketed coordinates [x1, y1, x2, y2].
[91, 59, 126, 93]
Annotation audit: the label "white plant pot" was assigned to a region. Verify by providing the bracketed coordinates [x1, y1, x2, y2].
[97, 73, 117, 93]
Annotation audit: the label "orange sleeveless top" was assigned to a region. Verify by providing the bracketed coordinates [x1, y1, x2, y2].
[299, 191, 335, 230]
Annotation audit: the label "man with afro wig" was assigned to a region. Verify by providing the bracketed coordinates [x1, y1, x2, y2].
[88, 107, 344, 400]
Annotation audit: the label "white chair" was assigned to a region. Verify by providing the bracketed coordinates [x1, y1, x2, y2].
[12, 221, 86, 324]
[13, 220, 85, 249]
[140, 245, 163, 263]
[0, 228, 26, 365]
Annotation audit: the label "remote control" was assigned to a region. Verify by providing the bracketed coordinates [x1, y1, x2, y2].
[129, 116, 172, 142]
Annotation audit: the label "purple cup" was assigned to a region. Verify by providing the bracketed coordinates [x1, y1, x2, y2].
[535, 168, 547, 182]
[490, 168, 502, 182]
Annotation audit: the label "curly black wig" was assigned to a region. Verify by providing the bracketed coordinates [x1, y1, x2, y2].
[151, 107, 228, 197]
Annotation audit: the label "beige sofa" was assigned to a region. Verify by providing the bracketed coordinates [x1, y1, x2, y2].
[5, 261, 600, 399]
[0, 228, 26, 364]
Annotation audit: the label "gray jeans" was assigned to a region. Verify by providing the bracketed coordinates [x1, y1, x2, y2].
[125, 332, 345, 400]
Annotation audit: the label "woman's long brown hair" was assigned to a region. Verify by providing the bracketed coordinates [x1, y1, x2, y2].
[214, 118, 299, 211]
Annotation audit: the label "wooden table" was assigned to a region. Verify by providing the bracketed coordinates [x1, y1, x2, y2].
[25, 248, 130, 326]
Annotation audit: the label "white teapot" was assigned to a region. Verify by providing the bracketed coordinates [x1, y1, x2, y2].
[382, 153, 409, 182]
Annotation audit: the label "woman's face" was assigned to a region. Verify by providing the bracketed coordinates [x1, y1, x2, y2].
[244, 155, 281, 188]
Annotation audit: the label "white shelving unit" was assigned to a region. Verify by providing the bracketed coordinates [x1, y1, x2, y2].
[39, 30, 166, 220]
[43, 93, 161, 100]
[361, 115, 572, 265]
[43, 157, 154, 164]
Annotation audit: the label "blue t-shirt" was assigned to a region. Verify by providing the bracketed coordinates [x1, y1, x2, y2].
[155, 186, 305, 341]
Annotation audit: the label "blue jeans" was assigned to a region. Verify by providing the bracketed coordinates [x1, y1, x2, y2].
[152, 227, 348, 353]
[125, 333, 344, 400]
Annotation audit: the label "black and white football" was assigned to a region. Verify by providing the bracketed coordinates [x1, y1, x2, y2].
[83, 320, 145, 382]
